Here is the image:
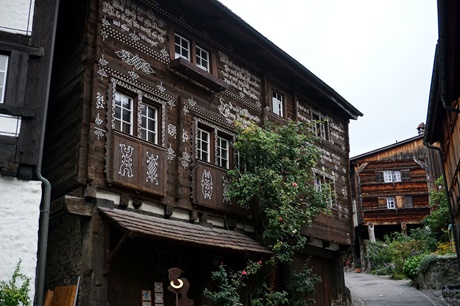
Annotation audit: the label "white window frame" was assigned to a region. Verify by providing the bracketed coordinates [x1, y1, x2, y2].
[386, 197, 396, 209]
[272, 90, 283, 117]
[197, 127, 211, 162]
[139, 103, 158, 144]
[313, 170, 336, 207]
[0, 54, 8, 104]
[217, 135, 229, 169]
[383, 170, 401, 183]
[312, 112, 329, 141]
[195, 45, 210, 72]
[174, 33, 190, 60]
[114, 92, 133, 135]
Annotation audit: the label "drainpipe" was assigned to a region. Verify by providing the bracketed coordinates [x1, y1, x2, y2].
[35, 0, 60, 305]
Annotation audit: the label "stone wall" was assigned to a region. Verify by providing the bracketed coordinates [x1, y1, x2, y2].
[45, 212, 83, 289]
[415, 256, 460, 290]
[0, 176, 42, 302]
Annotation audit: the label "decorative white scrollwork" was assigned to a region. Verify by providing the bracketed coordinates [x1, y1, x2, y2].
[118, 144, 134, 177]
[222, 177, 230, 202]
[115, 49, 155, 74]
[146, 152, 159, 185]
[201, 170, 213, 199]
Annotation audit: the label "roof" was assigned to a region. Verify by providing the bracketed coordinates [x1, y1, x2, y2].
[350, 134, 424, 161]
[167, 0, 363, 121]
[99, 207, 270, 254]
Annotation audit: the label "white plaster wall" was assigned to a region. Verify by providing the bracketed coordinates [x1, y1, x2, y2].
[0, 0, 35, 35]
[0, 176, 42, 303]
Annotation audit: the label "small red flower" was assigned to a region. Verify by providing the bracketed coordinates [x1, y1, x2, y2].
[258, 260, 263, 265]
[292, 182, 298, 187]
[242, 270, 247, 275]
[279, 217, 283, 221]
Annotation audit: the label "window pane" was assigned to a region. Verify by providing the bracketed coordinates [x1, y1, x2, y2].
[196, 45, 210, 71]
[175, 34, 190, 60]
[0, 114, 21, 137]
[113, 92, 133, 135]
[139, 104, 158, 144]
[197, 128, 210, 162]
[272, 91, 283, 116]
[217, 136, 229, 169]
[0, 55, 8, 104]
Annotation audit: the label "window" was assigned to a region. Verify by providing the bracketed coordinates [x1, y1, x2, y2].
[174, 33, 190, 60]
[0, 113, 21, 137]
[272, 90, 283, 116]
[197, 127, 211, 162]
[0, 54, 8, 103]
[312, 112, 329, 141]
[386, 197, 396, 209]
[196, 45, 210, 72]
[196, 121, 234, 169]
[383, 170, 401, 183]
[113, 92, 159, 144]
[217, 136, 229, 169]
[314, 171, 335, 206]
[174, 33, 211, 72]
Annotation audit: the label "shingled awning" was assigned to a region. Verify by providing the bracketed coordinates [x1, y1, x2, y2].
[99, 207, 270, 255]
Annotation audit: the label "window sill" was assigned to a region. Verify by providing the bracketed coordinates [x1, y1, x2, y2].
[169, 57, 228, 92]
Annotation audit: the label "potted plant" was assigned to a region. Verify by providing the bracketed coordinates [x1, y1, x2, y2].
[354, 259, 362, 273]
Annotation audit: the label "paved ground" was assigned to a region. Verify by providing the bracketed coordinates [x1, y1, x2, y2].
[345, 271, 450, 306]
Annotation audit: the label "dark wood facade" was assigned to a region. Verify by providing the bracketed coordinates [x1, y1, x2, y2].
[425, 0, 460, 260]
[0, 0, 57, 179]
[350, 134, 441, 268]
[43, 0, 362, 305]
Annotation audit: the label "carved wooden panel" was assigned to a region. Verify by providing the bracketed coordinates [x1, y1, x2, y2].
[108, 131, 166, 197]
[193, 160, 244, 214]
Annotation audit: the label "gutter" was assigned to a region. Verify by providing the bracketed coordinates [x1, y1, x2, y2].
[34, 0, 60, 304]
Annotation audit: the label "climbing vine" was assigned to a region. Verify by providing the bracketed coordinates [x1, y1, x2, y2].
[205, 120, 328, 305]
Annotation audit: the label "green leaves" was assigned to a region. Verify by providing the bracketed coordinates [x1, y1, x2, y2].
[227, 120, 328, 263]
[0, 260, 31, 306]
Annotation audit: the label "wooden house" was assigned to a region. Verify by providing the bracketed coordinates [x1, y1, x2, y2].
[350, 132, 441, 267]
[0, 0, 58, 304]
[424, 0, 460, 259]
[42, 0, 362, 305]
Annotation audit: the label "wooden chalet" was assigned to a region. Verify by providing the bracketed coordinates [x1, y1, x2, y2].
[43, 0, 362, 305]
[425, 0, 460, 260]
[350, 132, 441, 268]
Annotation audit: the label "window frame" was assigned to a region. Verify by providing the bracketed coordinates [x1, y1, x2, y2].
[386, 197, 396, 209]
[172, 32, 213, 74]
[195, 119, 234, 169]
[383, 170, 402, 183]
[174, 33, 190, 61]
[272, 90, 284, 117]
[313, 169, 336, 207]
[312, 111, 329, 141]
[112, 90, 161, 146]
[0, 54, 8, 104]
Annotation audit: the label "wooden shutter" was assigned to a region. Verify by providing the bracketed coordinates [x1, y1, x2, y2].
[396, 196, 405, 208]
[405, 196, 413, 208]
[378, 197, 386, 208]
[401, 169, 410, 180]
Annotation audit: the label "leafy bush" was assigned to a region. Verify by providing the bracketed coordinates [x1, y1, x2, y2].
[435, 242, 456, 255]
[418, 254, 439, 274]
[0, 260, 31, 306]
[403, 255, 425, 280]
[423, 177, 451, 242]
[288, 262, 322, 306]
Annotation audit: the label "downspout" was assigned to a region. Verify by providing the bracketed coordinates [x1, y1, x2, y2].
[35, 0, 60, 304]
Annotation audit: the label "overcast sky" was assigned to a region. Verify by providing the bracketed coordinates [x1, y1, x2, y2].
[218, 0, 438, 157]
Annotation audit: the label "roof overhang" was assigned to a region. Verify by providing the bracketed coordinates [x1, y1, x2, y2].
[99, 207, 271, 255]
